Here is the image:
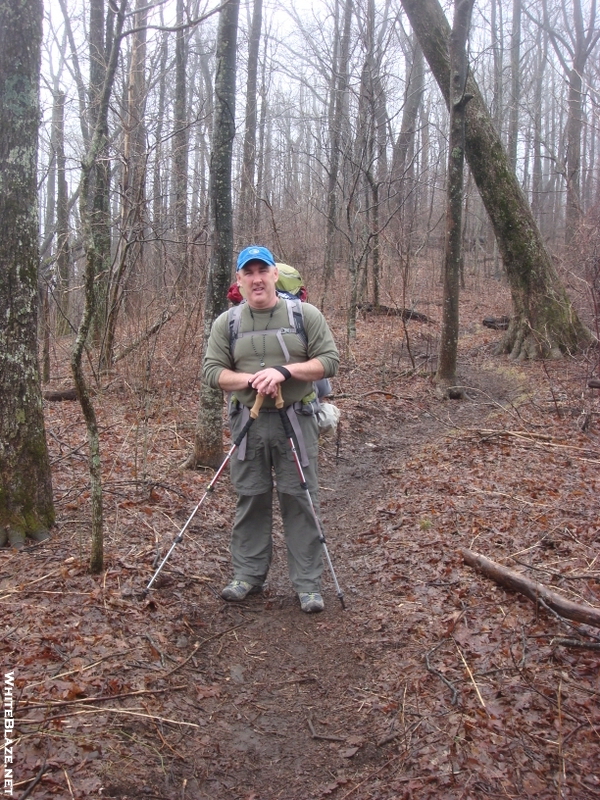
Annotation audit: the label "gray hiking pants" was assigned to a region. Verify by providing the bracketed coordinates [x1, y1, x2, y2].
[228, 407, 323, 593]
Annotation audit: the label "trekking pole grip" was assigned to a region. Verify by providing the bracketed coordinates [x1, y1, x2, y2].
[250, 391, 265, 419]
[232, 392, 264, 448]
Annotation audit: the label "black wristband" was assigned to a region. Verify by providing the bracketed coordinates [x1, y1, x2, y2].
[272, 366, 292, 381]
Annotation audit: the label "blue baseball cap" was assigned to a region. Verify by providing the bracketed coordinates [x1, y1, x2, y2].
[236, 245, 276, 271]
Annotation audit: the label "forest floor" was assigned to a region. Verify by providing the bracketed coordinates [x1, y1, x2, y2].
[2, 276, 600, 800]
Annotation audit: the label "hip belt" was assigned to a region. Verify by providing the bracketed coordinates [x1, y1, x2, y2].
[236, 402, 310, 467]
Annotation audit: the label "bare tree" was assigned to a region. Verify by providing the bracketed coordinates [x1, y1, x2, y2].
[435, 0, 474, 397]
[189, 0, 240, 470]
[323, 0, 353, 301]
[173, 0, 189, 287]
[88, 0, 114, 352]
[400, 0, 592, 360]
[538, 0, 600, 245]
[238, 0, 263, 243]
[104, 0, 149, 366]
[72, 0, 128, 573]
[0, 0, 54, 549]
[54, 90, 71, 338]
[507, 0, 521, 172]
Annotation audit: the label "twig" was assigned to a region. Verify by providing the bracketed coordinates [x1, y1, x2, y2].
[424, 641, 459, 706]
[454, 640, 486, 710]
[22, 685, 186, 710]
[307, 715, 346, 742]
[377, 718, 422, 747]
[25, 650, 135, 689]
[19, 759, 47, 800]
[553, 638, 600, 651]
[51, 705, 201, 728]
[145, 622, 247, 684]
[142, 702, 186, 760]
[162, 642, 200, 678]
[64, 768, 75, 800]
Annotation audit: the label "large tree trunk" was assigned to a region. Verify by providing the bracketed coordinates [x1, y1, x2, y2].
[400, 0, 593, 360]
[189, 0, 240, 470]
[0, 0, 55, 548]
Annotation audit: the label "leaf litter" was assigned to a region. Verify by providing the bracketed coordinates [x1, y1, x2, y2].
[1, 281, 599, 799]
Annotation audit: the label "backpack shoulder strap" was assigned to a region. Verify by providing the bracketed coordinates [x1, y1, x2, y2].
[228, 303, 245, 354]
[286, 297, 308, 348]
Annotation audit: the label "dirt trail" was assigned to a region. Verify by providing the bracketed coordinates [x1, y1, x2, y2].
[3, 305, 599, 800]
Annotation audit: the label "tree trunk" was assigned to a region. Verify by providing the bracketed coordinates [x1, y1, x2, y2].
[72, 0, 127, 573]
[237, 0, 262, 243]
[88, 0, 112, 352]
[189, 0, 240, 470]
[173, 0, 189, 287]
[400, 0, 593, 360]
[323, 0, 352, 302]
[390, 35, 424, 254]
[435, 0, 474, 397]
[55, 90, 71, 337]
[105, 0, 148, 366]
[507, 0, 521, 172]
[541, 0, 600, 246]
[0, 0, 55, 548]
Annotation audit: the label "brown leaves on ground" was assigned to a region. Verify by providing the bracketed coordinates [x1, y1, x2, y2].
[1, 280, 599, 799]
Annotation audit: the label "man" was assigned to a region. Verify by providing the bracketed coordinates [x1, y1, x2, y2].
[203, 245, 339, 612]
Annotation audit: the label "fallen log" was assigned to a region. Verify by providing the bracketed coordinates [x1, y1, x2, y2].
[44, 388, 78, 401]
[482, 315, 510, 330]
[357, 302, 429, 323]
[460, 548, 600, 628]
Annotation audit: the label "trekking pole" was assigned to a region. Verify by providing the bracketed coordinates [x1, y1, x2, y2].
[143, 392, 265, 596]
[275, 388, 345, 609]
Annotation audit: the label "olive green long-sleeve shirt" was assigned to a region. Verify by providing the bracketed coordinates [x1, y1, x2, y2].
[203, 299, 339, 408]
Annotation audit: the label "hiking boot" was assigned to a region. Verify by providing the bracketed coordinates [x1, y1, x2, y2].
[298, 592, 324, 613]
[221, 580, 263, 601]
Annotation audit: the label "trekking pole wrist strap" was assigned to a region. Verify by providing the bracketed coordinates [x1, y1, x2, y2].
[272, 365, 291, 380]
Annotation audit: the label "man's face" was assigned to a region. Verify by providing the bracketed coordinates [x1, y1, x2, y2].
[237, 261, 279, 309]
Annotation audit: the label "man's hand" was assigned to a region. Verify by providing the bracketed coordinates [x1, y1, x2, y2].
[249, 367, 286, 398]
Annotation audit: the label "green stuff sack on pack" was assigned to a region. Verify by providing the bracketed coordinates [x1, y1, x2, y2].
[276, 263, 307, 300]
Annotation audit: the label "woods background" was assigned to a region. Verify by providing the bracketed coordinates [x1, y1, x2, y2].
[37, 0, 600, 357]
